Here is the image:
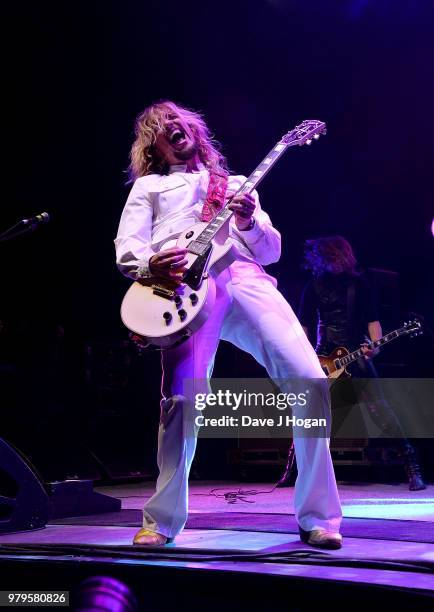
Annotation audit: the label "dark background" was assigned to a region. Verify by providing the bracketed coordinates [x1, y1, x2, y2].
[2, 0, 433, 482]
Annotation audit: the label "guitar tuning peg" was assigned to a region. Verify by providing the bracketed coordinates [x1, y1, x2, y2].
[314, 134, 320, 140]
[306, 139, 312, 145]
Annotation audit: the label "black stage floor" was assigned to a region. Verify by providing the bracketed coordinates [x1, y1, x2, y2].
[0, 481, 433, 610]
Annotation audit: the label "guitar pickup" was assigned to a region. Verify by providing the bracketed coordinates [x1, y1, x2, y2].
[151, 284, 176, 299]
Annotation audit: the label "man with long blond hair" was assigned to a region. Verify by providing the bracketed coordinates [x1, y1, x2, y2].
[115, 101, 342, 548]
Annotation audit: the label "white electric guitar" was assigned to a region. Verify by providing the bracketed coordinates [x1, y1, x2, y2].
[121, 120, 326, 349]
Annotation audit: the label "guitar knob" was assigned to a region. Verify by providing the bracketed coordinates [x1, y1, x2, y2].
[174, 295, 183, 307]
[163, 312, 172, 325]
[189, 293, 198, 305]
[314, 134, 320, 140]
[178, 309, 187, 321]
[306, 139, 312, 145]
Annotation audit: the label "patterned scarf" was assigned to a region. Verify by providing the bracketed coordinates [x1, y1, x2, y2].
[201, 172, 228, 222]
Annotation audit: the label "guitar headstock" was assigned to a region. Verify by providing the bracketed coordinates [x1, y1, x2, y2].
[400, 319, 423, 338]
[282, 120, 327, 147]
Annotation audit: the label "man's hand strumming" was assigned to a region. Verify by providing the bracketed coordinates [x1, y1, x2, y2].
[149, 247, 188, 283]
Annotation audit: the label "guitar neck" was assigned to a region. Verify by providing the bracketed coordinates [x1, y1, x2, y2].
[237, 139, 294, 195]
[338, 329, 403, 367]
[186, 119, 326, 257]
[191, 139, 293, 249]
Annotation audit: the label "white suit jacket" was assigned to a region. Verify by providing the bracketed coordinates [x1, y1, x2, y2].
[115, 163, 281, 280]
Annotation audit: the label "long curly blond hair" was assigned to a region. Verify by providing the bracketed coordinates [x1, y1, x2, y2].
[128, 100, 228, 181]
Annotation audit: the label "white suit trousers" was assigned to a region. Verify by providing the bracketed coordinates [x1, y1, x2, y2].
[142, 260, 342, 538]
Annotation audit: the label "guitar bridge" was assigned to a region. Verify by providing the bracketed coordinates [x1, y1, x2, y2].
[152, 284, 176, 299]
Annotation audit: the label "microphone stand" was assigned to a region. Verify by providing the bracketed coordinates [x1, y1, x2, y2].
[0, 216, 49, 242]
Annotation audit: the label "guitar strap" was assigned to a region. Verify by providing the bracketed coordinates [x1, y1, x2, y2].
[201, 172, 228, 222]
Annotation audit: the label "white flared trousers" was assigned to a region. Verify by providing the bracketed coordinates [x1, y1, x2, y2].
[142, 260, 342, 538]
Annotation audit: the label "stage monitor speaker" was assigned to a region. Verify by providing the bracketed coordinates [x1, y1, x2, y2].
[0, 436, 49, 533]
[0, 437, 121, 534]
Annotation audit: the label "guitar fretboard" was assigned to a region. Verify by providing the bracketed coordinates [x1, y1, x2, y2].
[338, 330, 402, 367]
[191, 141, 292, 251]
[186, 120, 326, 257]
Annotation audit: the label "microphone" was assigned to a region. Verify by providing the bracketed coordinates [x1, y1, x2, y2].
[0, 212, 50, 242]
[20, 212, 50, 228]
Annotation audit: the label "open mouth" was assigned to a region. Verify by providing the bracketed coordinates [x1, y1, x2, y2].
[168, 128, 186, 146]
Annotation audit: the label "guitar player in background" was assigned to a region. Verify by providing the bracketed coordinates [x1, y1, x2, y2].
[115, 100, 343, 549]
[298, 235, 426, 491]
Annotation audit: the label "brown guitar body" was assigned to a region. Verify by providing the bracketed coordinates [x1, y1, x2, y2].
[317, 320, 422, 380]
[318, 347, 352, 380]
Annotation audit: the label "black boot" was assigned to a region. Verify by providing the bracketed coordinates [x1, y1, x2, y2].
[401, 443, 426, 491]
